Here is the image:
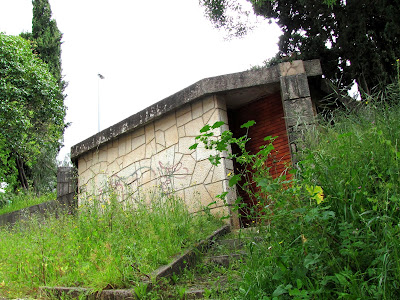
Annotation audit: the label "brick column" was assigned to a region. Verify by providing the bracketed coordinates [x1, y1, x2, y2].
[279, 60, 316, 164]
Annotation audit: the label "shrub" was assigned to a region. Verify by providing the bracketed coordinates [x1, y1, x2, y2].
[195, 84, 400, 298]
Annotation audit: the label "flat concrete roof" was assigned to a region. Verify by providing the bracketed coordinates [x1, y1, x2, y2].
[71, 60, 322, 162]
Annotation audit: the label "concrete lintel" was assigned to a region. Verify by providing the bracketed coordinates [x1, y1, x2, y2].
[304, 59, 323, 77]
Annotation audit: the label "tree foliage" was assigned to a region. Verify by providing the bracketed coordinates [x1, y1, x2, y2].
[0, 34, 65, 190]
[21, 0, 64, 92]
[200, 0, 400, 94]
[16, 0, 66, 192]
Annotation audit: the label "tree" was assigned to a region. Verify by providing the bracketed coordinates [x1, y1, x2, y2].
[0, 34, 66, 190]
[200, 0, 400, 95]
[21, 0, 64, 92]
[19, 0, 66, 193]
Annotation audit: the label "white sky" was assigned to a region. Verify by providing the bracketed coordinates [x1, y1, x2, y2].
[0, 0, 281, 161]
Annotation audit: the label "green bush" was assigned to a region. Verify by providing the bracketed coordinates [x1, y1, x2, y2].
[195, 84, 400, 299]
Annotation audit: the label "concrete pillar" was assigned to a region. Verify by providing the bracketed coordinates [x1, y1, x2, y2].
[57, 167, 76, 198]
[279, 60, 317, 164]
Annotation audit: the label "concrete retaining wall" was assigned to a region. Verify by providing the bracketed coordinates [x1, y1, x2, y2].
[0, 167, 77, 227]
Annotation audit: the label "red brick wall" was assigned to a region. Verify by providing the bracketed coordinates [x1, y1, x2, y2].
[228, 92, 292, 225]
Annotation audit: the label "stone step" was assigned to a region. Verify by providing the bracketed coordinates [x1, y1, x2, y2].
[216, 237, 248, 249]
[204, 253, 245, 268]
[183, 275, 230, 299]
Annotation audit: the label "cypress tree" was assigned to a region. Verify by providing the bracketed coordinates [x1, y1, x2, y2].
[31, 0, 64, 92]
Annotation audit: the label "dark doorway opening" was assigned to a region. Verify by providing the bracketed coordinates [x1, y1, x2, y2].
[227, 92, 292, 227]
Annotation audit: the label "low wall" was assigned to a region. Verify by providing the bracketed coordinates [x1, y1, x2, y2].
[0, 167, 77, 227]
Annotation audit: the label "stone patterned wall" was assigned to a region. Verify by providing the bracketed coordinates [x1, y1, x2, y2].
[77, 95, 234, 218]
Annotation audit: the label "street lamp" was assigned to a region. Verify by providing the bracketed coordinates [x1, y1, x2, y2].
[97, 73, 105, 132]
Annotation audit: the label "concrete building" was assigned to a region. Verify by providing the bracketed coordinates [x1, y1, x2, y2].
[71, 59, 323, 227]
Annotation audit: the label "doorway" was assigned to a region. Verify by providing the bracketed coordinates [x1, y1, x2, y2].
[227, 92, 292, 226]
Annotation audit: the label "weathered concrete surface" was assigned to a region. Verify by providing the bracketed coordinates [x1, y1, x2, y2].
[76, 95, 235, 223]
[57, 167, 77, 198]
[279, 60, 320, 163]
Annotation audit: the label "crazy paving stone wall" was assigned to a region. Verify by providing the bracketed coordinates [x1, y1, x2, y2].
[77, 95, 234, 217]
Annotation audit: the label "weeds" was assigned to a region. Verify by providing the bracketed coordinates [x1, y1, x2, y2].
[0, 188, 222, 298]
[0, 191, 56, 216]
[193, 84, 400, 299]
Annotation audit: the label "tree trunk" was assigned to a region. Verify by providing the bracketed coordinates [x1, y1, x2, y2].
[16, 155, 29, 190]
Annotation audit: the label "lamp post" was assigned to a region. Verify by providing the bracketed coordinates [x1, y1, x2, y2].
[97, 73, 105, 132]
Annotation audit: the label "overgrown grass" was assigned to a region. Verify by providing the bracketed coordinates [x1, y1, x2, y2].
[0, 191, 56, 216]
[0, 188, 222, 298]
[193, 84, 400, 299]
[233, 90, 400, 299]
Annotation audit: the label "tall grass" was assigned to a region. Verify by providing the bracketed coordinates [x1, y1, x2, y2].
[0, 188, 222, 298]
[194, 83, 400, 299]
[0, 191, 56, 216]
[233, 88, 400, 299]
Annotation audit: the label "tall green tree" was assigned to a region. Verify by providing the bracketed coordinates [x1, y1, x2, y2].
[21, 0, 64, 91]
[19, 0, 66, 192]
[0, 34, 66, 190]
[200, 0, 400, 95]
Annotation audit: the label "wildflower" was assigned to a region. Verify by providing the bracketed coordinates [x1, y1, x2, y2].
[227, 172, 232, 177]
[301, 234, 308, 243]
[305, 185, 324, 204]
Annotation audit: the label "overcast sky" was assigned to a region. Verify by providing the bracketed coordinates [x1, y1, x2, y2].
[0, 0, 281, 161]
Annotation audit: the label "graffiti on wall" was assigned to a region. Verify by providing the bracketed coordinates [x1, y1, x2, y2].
[157, 161, 189, 193]
[94, 160, 190, 203]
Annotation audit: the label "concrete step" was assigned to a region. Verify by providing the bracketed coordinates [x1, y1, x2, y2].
[170, 229, 261, 299]
[183, 275, 230, 299]
[216, 237, 248, 249]
[204, 253, 245, 268]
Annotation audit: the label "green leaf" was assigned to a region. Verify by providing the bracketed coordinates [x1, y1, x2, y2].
[212, 121, 225, 129]
[272, 284, 288, 297]
[263, 135, 272, 141]
[304, 253, 320, 269]
[296, 279, 303, 289]
[200, 124, 211, 133]
[189, 143, 198, 150]
[240, 120, 256, 129]
[228, 174, 241, 187]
